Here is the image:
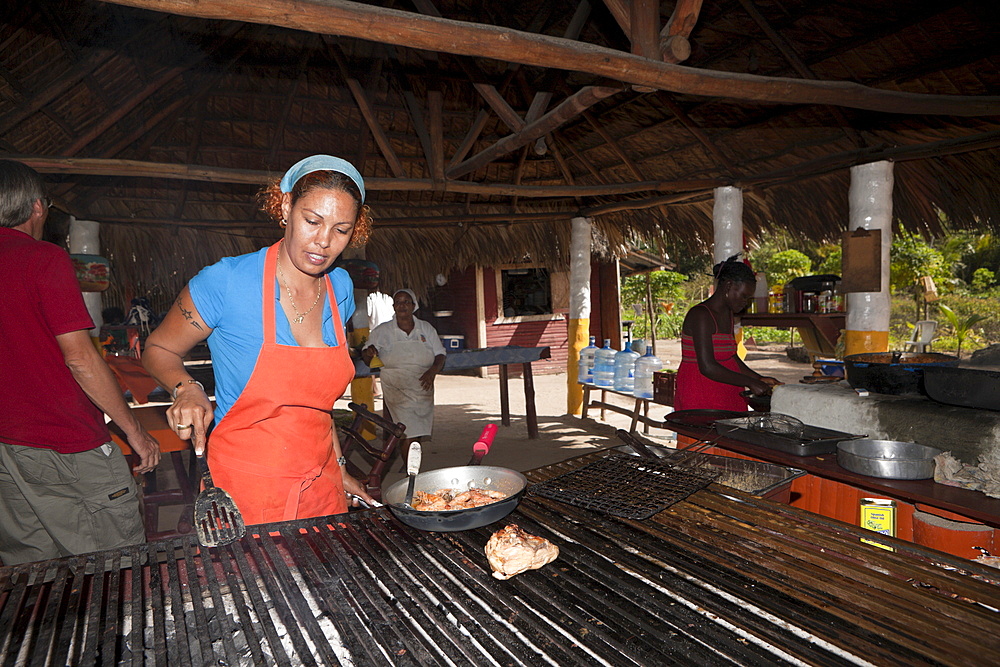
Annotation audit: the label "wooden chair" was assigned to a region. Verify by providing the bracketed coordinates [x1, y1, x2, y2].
[337, 402, 406, 501]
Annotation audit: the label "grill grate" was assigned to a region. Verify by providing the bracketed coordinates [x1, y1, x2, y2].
[529, 453, 718, 519]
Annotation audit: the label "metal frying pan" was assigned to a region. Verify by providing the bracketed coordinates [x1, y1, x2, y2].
[383, 425, 527, 532]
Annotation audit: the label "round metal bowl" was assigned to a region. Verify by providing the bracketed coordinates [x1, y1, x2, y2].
[836, 439, 942, 480]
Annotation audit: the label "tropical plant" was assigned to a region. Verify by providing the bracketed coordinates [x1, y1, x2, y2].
[971, 267, 996, 292]
[937, 303, 988, 359]
[762, 249, 812, 288]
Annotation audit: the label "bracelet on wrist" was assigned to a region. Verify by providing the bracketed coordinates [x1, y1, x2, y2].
[172, 379, 206, 400]
[337, 455, 347, 467]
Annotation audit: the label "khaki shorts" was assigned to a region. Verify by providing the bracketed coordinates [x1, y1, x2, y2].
[0, 442, 145, 566]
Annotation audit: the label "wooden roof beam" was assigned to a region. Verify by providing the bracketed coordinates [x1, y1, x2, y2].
[101, 0, 999, 115]
[326, 39, 406, 178]
[737, 0, 866, 150]
[11, 154, 723, 196]
[603, 0, 702, 64]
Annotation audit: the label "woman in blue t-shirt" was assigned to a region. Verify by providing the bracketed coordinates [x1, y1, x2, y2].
[143, 155, 376, 524]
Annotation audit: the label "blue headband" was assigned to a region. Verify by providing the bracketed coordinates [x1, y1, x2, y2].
[279, 155, 366, 203]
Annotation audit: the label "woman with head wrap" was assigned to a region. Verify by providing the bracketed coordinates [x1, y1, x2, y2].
[361, 289, 446, 450]
[675, 255, 782, 411]
[143, 155, 376, 524]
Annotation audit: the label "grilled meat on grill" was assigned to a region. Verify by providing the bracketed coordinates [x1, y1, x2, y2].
[485, 524, 558, 580]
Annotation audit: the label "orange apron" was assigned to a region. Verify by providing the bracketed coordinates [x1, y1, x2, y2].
[207, 242, 355, 525]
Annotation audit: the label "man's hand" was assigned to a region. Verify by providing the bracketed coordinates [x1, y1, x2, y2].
[127, 430, 161, 474]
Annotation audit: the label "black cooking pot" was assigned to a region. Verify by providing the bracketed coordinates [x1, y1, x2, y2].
[843, 352, 959, 396]
[922, 366, 1000, 411]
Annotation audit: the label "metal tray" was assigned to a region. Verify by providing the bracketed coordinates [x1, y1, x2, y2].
[714, 417, 863, 456]
[613, 445, 806, 500]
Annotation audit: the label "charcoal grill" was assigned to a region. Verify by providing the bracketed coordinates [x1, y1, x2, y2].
[3, 452, 999, 666]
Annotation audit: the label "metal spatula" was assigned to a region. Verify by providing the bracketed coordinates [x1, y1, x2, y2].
[403, 442, 422, 508]
[195, 453, 246, 547]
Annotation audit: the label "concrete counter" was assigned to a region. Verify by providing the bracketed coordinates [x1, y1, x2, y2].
[771, 383, 1000, 464]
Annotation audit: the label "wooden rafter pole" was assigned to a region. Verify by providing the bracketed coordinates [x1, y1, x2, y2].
[447, 109, 489, 170]
[326, 40, 406, 177]
[447, 85, 622, 179]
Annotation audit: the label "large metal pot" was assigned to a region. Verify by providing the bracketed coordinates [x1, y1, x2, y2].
[837, 439, 942, 480]
[383, 425, 527, 531]
[922, 366, 1000, 411]
[843, 352, 958, 396]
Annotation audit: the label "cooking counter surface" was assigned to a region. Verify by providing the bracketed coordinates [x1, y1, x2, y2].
[2, 451, 998, 665]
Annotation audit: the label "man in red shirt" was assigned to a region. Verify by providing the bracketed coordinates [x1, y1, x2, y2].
[0, 159, 160, 565]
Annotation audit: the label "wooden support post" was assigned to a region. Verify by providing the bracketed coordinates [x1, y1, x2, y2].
[499, 364, 511, 426]
[523, 362, 538, 439]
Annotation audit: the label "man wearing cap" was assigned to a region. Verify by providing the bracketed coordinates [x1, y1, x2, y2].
[0, 159, 159, 565]
[143, 155, 376, 524]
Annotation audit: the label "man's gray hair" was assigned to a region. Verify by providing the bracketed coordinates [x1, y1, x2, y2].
[0, 159, 46, 228]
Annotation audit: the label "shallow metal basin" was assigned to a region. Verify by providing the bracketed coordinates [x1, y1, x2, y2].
[837, 439, 942, 480]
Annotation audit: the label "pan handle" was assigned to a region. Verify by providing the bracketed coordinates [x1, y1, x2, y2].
[469, 424, 498, 466]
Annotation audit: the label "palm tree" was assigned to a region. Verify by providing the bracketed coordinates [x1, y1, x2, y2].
[937, 304, 988, 359]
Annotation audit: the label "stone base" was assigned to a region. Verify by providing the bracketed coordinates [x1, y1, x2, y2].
[771, 383, 1000, 465]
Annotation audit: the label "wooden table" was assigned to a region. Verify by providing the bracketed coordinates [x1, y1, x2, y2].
[740, 312, 845, 357]
[580, 382, 670, 434]
[356, 345, 551, 438]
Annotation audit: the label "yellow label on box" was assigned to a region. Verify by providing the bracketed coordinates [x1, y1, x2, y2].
[860, 498, 896, 551]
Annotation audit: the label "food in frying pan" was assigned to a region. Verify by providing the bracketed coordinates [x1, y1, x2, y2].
[485, 524, 559, 580]
[412, 487, 508, 511]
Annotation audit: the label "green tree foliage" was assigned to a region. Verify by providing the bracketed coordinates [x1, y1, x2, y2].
[762, 249, 812, 287]
[890, 229, 948, 292]
[621, 271, 687, 340]
[972, 267, 996, 292]
[816, 244, 842, 275]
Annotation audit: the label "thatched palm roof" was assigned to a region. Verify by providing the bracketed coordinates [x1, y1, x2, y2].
[2, 0, 998, 309]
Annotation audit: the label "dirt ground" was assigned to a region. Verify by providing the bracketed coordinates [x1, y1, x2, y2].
[367, 338, 814, 490]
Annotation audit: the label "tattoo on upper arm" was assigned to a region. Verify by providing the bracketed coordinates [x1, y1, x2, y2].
[176, 297, 204, 331]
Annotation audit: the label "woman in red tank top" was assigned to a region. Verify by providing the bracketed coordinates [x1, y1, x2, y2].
[675, 256, 782, 411]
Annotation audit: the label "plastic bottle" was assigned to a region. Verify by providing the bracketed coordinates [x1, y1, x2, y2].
[592, 339, 617, 388]
[633, 346, 664, 399]
[612, 344, 641, 392]
[577, 336, 599, 384]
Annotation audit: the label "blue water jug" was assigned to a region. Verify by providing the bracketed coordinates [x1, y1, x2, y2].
[577, 336, 598, 384]
[592, 339, 617, 388]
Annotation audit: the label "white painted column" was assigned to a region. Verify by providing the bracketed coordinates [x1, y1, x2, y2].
[713, 187, 746, 356]
[845, 161, 894, 355]
[568, 216, 592, 415]
[713, 186, 743, 264]
[68, 217, 102, 336]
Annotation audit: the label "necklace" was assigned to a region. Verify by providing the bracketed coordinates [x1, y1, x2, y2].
[277, 256, 323, 324]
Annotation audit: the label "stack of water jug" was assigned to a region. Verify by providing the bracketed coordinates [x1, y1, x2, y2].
[578, 336, 664, 399]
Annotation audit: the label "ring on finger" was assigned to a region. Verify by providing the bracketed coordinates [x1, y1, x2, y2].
[176, 424, 194, 430]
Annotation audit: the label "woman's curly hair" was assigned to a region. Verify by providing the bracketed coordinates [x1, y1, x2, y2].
[712, 253, 756, 285]
[257, 170, 372, 247]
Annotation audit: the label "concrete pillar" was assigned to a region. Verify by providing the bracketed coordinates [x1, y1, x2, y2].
[68, 217, 102, 337]
[846, 161, 894, 355]
[712, 186, 743, 264]
[567, 216, 592, 415]
[713, 187, 747, 357]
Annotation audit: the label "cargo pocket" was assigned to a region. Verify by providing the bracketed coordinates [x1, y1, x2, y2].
[13, 447, 80, 486]
[83, 484, 145, 549]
